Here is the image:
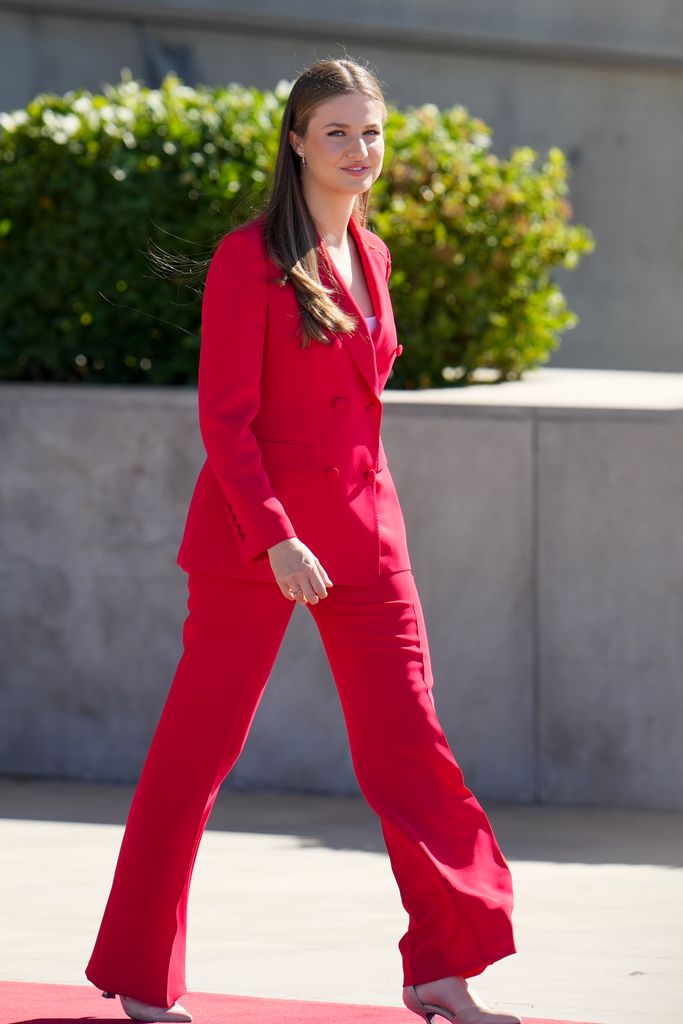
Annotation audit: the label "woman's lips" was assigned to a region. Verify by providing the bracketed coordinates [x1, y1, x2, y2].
[342, 166, 370, 177]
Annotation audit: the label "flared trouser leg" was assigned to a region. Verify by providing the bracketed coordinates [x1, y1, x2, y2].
[85, 567, 517, 1007]
[306, 569, 517, 986]
[84, 572, 295, 1008]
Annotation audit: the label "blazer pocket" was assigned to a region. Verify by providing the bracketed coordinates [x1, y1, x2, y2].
[254, 436, 313, 471]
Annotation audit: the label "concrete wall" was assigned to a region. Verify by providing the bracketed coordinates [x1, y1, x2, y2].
[1, 371, 682, 811]
[1, 1, 683, 373]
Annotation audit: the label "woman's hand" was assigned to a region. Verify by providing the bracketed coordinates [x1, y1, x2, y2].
[267, 537, 334, 604]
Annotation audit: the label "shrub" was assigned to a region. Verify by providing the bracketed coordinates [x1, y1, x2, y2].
[0, 70, 594, 386]
[373, 104, 595, 386]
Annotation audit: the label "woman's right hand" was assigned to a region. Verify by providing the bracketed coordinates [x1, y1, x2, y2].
[267, 537, 334, 604]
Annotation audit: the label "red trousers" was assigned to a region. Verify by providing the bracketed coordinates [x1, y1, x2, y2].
[85, 569, 517, 1007]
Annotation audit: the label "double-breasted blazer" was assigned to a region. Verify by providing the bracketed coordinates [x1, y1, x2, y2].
[176, 211, 412, 586]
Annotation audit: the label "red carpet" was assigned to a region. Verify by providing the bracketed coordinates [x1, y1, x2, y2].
[0, 981, 603, 1024]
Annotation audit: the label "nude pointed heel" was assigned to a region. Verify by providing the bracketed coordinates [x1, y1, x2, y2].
[101, 990, 192, 1022]
[402, 983, 522, 1024]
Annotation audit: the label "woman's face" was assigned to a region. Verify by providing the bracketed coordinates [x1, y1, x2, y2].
[289, 91, 385, 198]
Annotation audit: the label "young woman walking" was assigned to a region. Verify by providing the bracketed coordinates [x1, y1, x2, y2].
[84, 57, 522, 1024]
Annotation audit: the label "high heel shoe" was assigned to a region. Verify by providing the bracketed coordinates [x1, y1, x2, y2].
[402, 980, 522, 1024]
[101, 990, 193, 1022]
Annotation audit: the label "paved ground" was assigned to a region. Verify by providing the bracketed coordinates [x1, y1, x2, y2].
[0, 778, 681, 1024]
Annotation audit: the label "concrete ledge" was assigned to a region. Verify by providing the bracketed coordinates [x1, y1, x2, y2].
[1, 368, 681, 810]
[384, 367, 683, 411]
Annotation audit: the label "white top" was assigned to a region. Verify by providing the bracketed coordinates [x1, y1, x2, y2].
[365, 314, 379, 332]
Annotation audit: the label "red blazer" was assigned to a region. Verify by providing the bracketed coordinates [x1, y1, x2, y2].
[176, 212, 412, 586]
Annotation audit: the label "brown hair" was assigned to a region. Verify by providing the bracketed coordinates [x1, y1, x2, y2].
[259, 57, 388, 347]
[143, 58, 387, 348]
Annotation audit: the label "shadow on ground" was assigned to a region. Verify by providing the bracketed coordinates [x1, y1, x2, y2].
[1, 776, 682, 868]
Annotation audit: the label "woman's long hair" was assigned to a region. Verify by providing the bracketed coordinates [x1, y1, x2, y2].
[143, 57, 387, 349]
[259, 58, 388, 347]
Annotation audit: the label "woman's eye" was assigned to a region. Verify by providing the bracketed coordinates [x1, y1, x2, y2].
[326, 130, 381, 137]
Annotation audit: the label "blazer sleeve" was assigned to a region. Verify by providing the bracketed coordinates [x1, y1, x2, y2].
[197, 227, 298, 565]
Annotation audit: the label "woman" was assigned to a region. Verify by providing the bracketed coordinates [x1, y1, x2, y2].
[84, 58, 522, 1024]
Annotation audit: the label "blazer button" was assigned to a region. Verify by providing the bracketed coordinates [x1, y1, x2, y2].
[395, 344, 403, 356]
[333, 396, 347, 410]
[365, 468, 376, 483]
[325, 466, 340, 479]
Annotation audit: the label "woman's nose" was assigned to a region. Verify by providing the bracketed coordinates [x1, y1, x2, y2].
[347, 138, 369, 159]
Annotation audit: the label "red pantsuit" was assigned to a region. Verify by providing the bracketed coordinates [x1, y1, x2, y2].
[85, 214, 517, 1007]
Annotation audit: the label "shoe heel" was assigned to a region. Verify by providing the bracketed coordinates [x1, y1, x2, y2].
[403, 983, 522, 1024]
[119, 994, 193, 1023]
[403, 985, 429, 1022]
[403, 985, 454, 1024]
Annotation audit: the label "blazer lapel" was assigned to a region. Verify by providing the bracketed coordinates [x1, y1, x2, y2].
[317, 216, 386, 397]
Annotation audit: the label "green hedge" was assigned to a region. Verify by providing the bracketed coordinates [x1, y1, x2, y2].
[0, 69, 594, 387]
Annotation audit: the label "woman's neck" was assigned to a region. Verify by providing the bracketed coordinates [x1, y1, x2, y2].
[302, 184, 356, 249]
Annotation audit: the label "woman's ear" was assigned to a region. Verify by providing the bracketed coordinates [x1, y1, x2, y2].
[288, 129, 303, 158]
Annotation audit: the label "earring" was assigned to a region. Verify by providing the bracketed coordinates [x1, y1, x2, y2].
[299, 151, 306, 167]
